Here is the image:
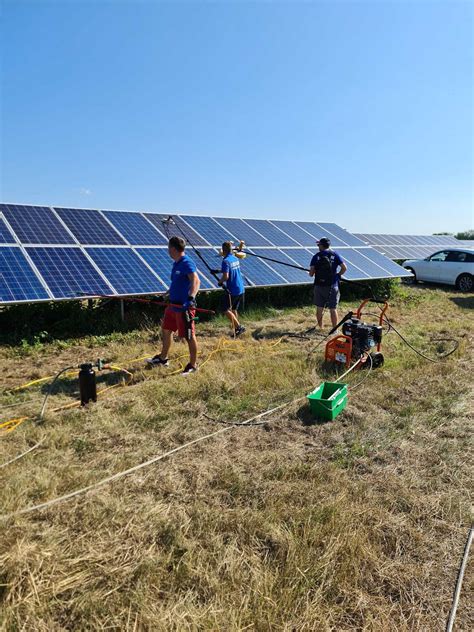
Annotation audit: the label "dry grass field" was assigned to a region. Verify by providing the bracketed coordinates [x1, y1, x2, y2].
[0, 285, 472, 631]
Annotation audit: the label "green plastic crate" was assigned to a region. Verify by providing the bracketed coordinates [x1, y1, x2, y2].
[307, 382, 348, 420]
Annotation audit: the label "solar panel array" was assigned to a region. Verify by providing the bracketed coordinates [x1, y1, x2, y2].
[354, 233, 473, 260]
[0, 204, 411, 304]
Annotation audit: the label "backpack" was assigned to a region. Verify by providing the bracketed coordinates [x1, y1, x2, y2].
[314, 251, 334, 286]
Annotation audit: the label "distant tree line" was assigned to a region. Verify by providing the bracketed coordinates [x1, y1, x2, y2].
[433, 230, 473, 240]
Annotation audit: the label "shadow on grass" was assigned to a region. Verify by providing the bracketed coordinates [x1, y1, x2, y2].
[295, 402, 333, 427]
[450, 296, 474, 309]
[38, 369, 132, 399]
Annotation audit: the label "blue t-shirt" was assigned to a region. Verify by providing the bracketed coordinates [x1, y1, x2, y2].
[310, 250, 344, 287]
[221, 254, 245, 296]
[169, 254, 197, 306]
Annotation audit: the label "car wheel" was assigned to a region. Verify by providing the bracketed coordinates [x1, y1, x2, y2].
[403, 267, 417, 284]
[455, 273, 473, 292]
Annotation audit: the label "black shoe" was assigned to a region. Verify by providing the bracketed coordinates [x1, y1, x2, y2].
[181, 363, 198, 376]
[146, 355, 169, 367]
[235, 325, 246, 337]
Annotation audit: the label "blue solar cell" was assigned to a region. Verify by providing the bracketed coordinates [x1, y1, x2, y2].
[316, 223, 367, 247]
[279, 248, 313, 269]
[0, 217, 15, 243]
[103, 211, 167, 245]
[239, 253, 288, 286]
[26, 247, 113, 299]
[144, 213, 211, 247]
[215, 218, 272, 247]
[86, 248, 167, 294]
[251, 249, 309, 284]
[295, 222, 347, 247]
[269, 221, 316, 246]
[136, 248, 218, 290]
[243, 219, 300, 246]
[55, 208, 126, 245]
[329, 250, 372, 280]
[181, 216, 233, 246]
[0, 246, 50, 302]
[0, 205, 75, 244]
[355, 248, 412, 276]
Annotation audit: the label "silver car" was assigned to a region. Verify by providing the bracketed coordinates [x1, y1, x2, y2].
[402, 248, 474, 291]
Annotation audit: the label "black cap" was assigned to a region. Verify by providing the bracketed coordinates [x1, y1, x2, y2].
[317, 237, 331, 247]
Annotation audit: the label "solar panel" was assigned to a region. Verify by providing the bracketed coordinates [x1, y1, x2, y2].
[181, 216, 233, 245]
[1, 205, 75, 244]
[0, 204, 412, 304]
[251, 249, 309, 284]
[317, 223, 367, 247]
[239, 253, 288, 286]
[103, 211, 168, 245]
[0, 246, 50, 302]
[339, 249, 393, 279]
[55, 208, 126, 245]
[26, 247, 113, 299]
[215, 218, 273, 247]
[243, 219, 300, 246]
[353, 234, 467, 260]
[86, 248, 167, 294]
[136, 248, 218, 290]
[295, 222, 347, 247]
[269, 221, 316, 247]
[144, 213, 211, 247]
[0, 217, 15, 243]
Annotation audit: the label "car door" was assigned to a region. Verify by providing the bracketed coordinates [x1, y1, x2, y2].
[445, 251, 468, 285]
[422, 250, 449, 282]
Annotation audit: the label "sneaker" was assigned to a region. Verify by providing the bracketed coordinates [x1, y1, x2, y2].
[181, 363, 198, 375]
[235, 325, 246, 337]
[146, 355, 169, 367]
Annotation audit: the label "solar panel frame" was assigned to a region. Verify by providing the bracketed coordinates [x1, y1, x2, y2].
[181, 216, 236, 246]
[0, 205, 76, 244]
[0, 246, 51, 303]
[268, 220, 317, 247]
[250, 248, 310, 284]
[242, 219, 301, 246]
[294, 222, 347, 247]
[26, 246, 115, 299]
[214, 217, 273, 247]
[102, 210, 168, 245]
[316, 222, 368, 247]
[0, 217, 16, 244]
[86, 247, 168, 295]
[135, 247, 218, 291]
[55, 207, 127, 245]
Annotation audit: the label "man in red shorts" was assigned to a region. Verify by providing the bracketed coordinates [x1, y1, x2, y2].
[147, 236, 201, 375]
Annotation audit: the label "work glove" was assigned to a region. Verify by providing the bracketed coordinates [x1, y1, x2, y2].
[183, 296, 197, 310]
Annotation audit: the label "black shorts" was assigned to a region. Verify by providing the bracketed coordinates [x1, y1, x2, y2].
[220, 293, 244, 313]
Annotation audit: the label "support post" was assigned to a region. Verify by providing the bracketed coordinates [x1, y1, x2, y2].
[120, 299, 125, 322]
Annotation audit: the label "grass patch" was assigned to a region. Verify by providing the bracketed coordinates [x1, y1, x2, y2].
[0, 286, 472, 630]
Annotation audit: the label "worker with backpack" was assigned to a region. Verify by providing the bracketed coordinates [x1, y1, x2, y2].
[309, 237, 347, 329]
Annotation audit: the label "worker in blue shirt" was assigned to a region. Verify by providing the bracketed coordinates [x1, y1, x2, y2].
[309, 237, 347, 329]
[218, 241, 246, 336]
[147, 236, 201, 374]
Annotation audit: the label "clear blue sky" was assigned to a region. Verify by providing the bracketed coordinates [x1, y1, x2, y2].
[1, 1, 472, 234]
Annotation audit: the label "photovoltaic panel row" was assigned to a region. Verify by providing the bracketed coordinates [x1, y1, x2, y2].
[244, 219, 300, 246]
[355, 233, 462, 247]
